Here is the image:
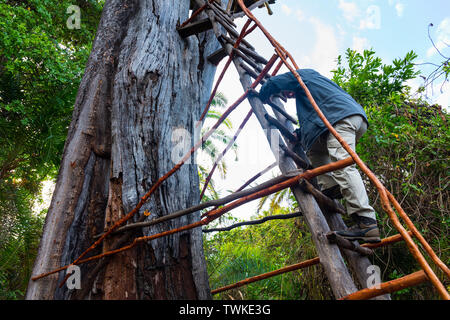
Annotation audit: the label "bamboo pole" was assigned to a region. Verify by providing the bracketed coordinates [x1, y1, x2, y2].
[340, 270, 429, 300]
[211, 232, 411, 295]
[211, 257, 321, 295]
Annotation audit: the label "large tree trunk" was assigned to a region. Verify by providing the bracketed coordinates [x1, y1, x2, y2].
[26, 0, 220, 300]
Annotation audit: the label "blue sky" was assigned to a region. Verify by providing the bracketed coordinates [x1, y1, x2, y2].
[206, 0, 450, 222]
[252, 0, 450, 103]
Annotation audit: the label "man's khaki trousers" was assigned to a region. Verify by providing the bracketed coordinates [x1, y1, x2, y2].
[307, 115, 376, 220]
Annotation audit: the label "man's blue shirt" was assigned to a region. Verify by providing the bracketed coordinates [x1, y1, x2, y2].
[259, 69, 368, 151]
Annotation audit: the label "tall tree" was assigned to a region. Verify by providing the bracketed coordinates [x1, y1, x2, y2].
[26, 0, 222, 299]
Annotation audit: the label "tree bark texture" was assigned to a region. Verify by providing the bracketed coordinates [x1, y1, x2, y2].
[26, 0, 221, 300]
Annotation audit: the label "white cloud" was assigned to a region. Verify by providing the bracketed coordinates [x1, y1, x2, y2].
[435, 89, 450, 108]
[359, 5, 381, 30]
[307, 17, 340, 77]
[395, 3, 405, 17]
[296, 9, 305, 22]
[336, 23, 347, 36]
[281, 4, 292, 16]
[388, 0, 405, 18]
[433, 80, 450, 108]
[338, 0, 360, 22]
[426, 18, 450, 57]
[352, 36, 370, 52]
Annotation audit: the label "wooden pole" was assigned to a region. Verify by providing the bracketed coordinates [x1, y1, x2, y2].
[211, 232, 410, 295]
[211, 257, 321, 295]
[340, 270, 429, 300]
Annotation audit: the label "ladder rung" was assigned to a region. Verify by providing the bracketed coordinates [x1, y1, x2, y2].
[267, 101, 298, 124]
[207, 47, 228, 65]
[220, 34, 266, 63]
[212, 13, 238, 36]
[211, 0, 233, 18]
[240, 60, 270, 80]
[300, 180, 346, 214]
[208, 2, 237, 28]
[264, 114, 297, 143]
[177, 18, 213, 38]
[240, 62, 266, 83]
[217, 20, 255, 50]
[280, 144, 311, 170]
[340, 270, 429, 300]
[326, 232, 374, 256]
[237, 44, 269, 65]
[233, 48, 262, 73]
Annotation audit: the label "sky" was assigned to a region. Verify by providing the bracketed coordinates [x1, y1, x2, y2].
[205, 0, 450, 222]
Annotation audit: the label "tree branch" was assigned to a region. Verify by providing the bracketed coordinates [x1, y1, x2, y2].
[202, 211, 303, 233]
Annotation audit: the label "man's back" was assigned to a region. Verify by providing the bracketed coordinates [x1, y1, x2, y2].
[259, 69, 368, 151]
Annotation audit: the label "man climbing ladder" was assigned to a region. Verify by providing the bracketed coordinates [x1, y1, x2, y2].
[259, 68, 381, 243]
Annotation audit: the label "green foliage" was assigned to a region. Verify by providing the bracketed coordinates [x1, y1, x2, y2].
[0, 188, 44, 299]
[333, 49, 449, 299]
[204, 207, 333, 300]
[205, 48, 449, 300]
[332, 49, 420, 107]
[0, 0, 103, 299]
[199, 92, 239, 202]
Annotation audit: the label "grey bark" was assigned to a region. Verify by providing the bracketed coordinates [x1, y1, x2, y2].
[26, 0, 220, 300]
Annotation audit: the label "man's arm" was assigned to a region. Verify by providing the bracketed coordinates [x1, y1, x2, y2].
[259, 71, 300, 103]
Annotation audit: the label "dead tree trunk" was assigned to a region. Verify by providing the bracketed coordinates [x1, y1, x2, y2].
[26, 0, 220, 300]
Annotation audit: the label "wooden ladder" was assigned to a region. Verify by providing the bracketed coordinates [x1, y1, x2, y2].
[179, 0, 394, 300]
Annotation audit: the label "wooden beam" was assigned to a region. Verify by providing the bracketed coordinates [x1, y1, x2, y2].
[326, 232, 374, 256]
[207, 1, 237, 28]
[177, 18, 213, 38]
[340, 270, 429, 300]
[207, 47, 228, 65]
[300, 180, 346, 215]
[264, 114, 297, 143]
[280, 144, 310, 170]
[220, 34, 267, 63]
[212, 257, 321, 295]
[267, 101, 298, 124]
[240, 62, 267, 83]
[203, 211, 302, 233]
